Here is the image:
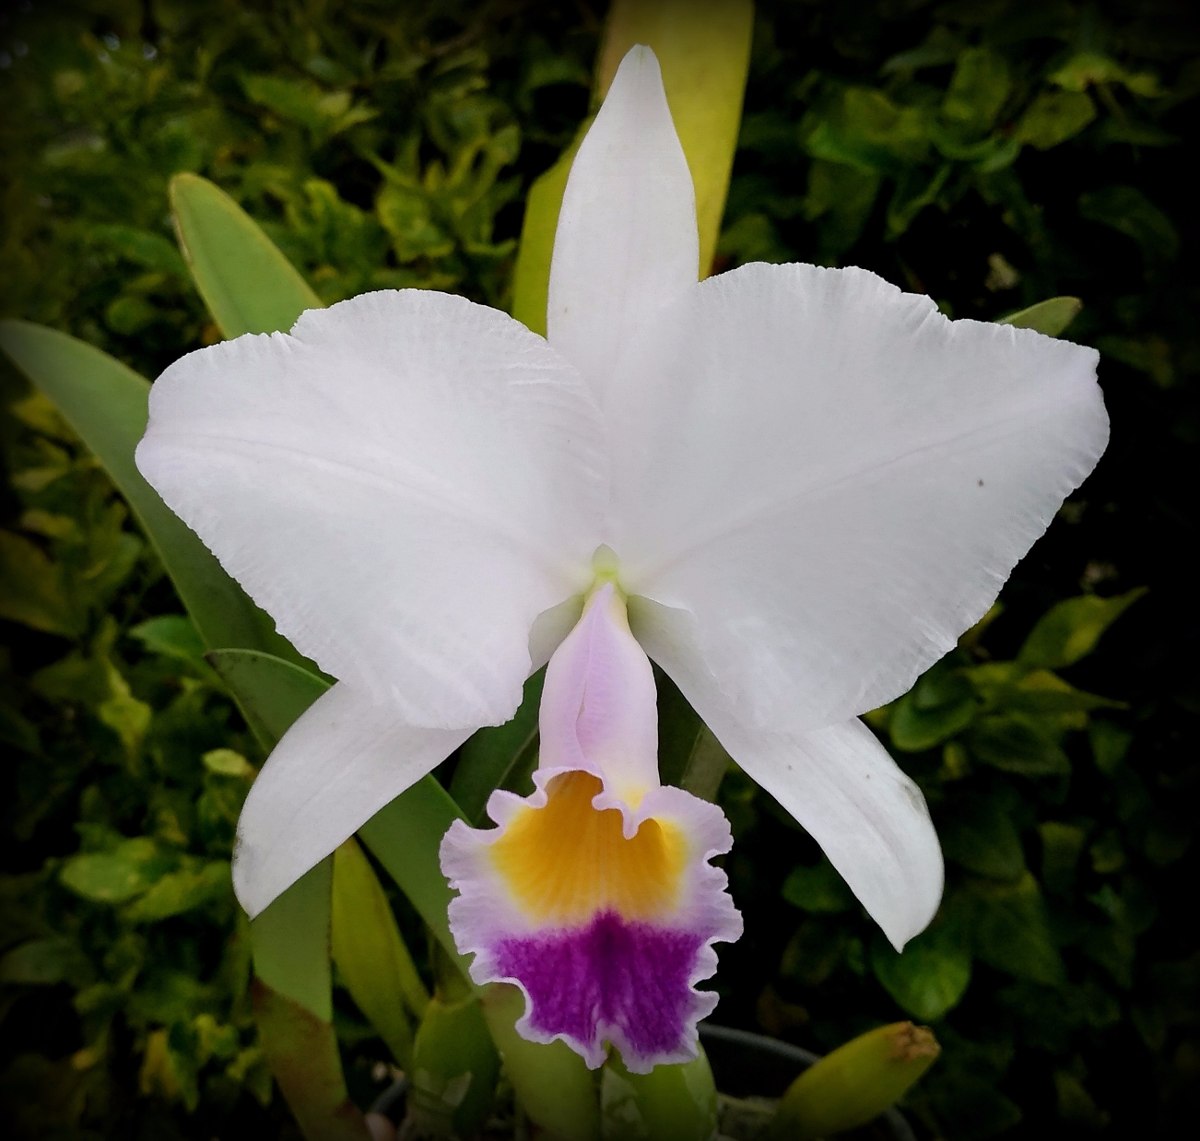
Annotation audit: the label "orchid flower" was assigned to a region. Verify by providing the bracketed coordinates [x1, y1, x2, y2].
[136, 46, 1107, 1071]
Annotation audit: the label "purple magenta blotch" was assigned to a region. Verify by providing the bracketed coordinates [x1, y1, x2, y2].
[493, 910, 710, 1060]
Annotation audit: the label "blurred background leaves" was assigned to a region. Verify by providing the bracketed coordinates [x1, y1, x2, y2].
[1, 0, 1197, 1137]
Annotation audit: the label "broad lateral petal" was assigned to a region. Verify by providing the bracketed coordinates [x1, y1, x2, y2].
[137, 289, 607, 729]
[630, 596, 941, 949]
[234, 681, 473, 918]
[547, 46, 699, 401]
[613, 263, 1108, 730]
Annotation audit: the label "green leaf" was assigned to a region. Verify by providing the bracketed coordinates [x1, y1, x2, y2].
[942, 47, 1010, 133]
[450, 671, 543, 823]
[122, 861, 230, 923]
[407, 993, 501, 1137]
[1079, 186, 1180, 264]
[940, 793, 1026, 880]
[1017, 589, 1146, 670]
[1040, 821, 1087, 895]
[359, 779, 468, 975]
[0, 530, 79, 636]
[602, 1049, 717, 1141]
[206, 648, 328, 750]
[656, 669, 731, 801]
[89, 223, 189, 277]
[331, 838, 425, 1068]
[128, 614, 208, 666]
[252, 979, 371, 1141]
[60, 838, 176, 904]
[479, 985, 600, 1141]
[0, 320, 287, 657]
[871, 917, 972, 1021]
[889, 664, 977, 752]
[1013, 91, 1096, 150]
[807, 88, 931, 174]
[966, 872, 1065, 985]
[251, 858, 333, 1021]
[997, 296, 1083, 336]
[782, 860, 855, 913]
[170, 172, 322, 338]
[0, 937, 93, 986]
[967, 714, 1070, 776]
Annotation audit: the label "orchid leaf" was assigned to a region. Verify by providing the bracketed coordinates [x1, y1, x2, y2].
[602, 1050, 718, 1141]
[870, 916, 973, 1022]
[511, 0, 753, 331]
[450, 669, 544, 823]
[252, 981, 371, 1141]
[358, 780, 469, 975]
[331, 837, 425, 1068]
[657, 674, 730, 802]
[1016, 588, 1146, 671]
[251, 857, 334, 1021]
[997, 296, 1082, 337]
[251, 859, 369, 1140]
[511, 139, 581, 335]
[206, 648, 328, 750]
[0, 320, 285, 657]
[480, 984, 600, 1141]
[406, 992, 500, 1137]
[170, 172, 322, 338]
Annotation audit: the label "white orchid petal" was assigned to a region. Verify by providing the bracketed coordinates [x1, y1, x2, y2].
[234, 682, 473, 918]
[723, 717, 942, 951]
[137, 289, 606, 728]
[630, 594, 941, 949]
[547, 45, 698, 399]
[615, 263, 1108, 729]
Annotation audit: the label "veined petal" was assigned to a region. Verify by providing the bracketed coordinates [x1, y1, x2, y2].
[137, 289, 607, 729]
[611, 263, 1108, 731]
[547, 46, 699, 401]
[630, 596, 941, 949]
[440, 586, 740, 1072]
[234, 682, 473, 918]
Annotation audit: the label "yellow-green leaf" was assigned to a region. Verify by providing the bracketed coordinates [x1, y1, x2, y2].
[170, 172, 322, 338]
[331, 838, 427, 1067]
[997, 296, 1083, 337]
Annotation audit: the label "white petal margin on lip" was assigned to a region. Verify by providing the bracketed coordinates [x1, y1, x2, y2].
[547, 45, 699, 404]
[137, 288, 607, 731]
[233, 681, 474, 918]
[609, 261, 1109, 732]
[630, 596, 944, 950]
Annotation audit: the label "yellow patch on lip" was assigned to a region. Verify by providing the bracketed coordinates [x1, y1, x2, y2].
[490, 771, 686, 924]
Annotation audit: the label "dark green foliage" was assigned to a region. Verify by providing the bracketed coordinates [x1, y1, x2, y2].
[2, 0, 1197, 1138]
